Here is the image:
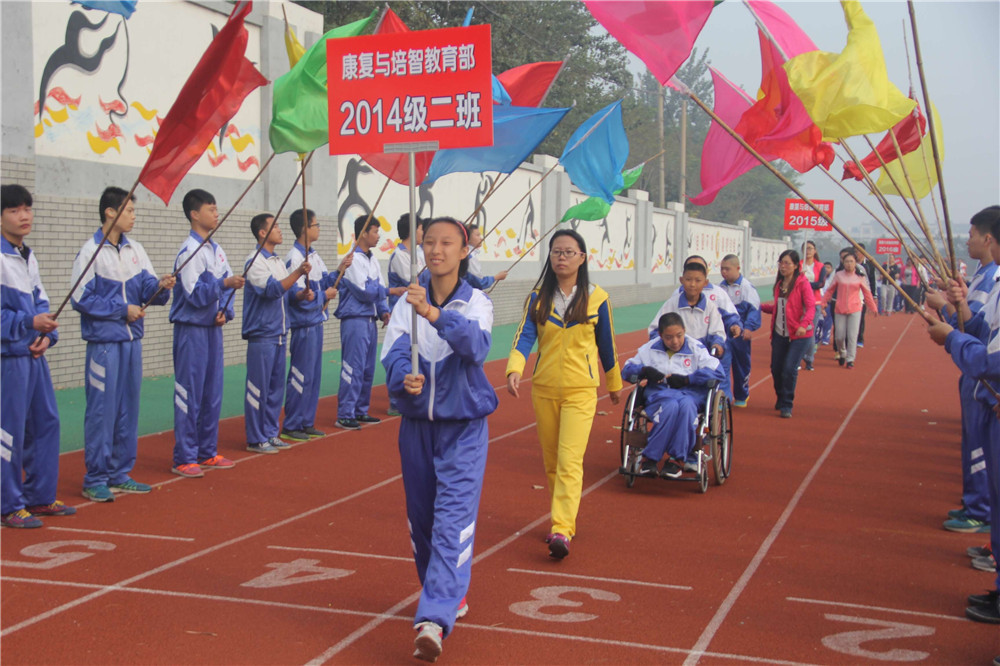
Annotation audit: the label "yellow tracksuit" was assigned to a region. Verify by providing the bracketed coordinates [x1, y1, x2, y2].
[506, 284, 623, 538]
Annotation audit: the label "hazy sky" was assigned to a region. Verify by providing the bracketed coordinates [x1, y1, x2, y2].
[648, 0, 1000, 237]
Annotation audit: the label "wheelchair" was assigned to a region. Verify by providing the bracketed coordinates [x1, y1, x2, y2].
[618, 379, 733, 492]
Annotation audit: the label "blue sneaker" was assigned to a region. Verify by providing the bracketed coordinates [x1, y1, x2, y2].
[246, 442, 279, 455]
[268, 436, 291, 449]
[943, 517, 990, 533]
[948, 507, 968, 520]
[1, 509, 43, 528]
[734, 399, 748, 408]
[82, 485, 115, 502]
[110, 478, 152, 494]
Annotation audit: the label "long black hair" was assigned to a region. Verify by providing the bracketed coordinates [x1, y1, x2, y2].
[775, 249, 801, 291]
[530, 229, 589, 326]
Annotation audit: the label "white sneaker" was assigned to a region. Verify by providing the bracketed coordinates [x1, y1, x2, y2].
[413, 621, 443, 662]
[456, 597, 468, 619]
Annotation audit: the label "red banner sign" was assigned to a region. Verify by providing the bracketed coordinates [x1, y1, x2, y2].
[876, 238, 902, 255]
[327, 25, 493, 155]
[783, 199, 833, 231]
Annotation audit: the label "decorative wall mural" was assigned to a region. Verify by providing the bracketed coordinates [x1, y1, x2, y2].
[563, 190, 635, 271]
[750, 238, 787, 278]
[687, 219, 744, 274]
[32, 2, 261, 178]
[650, 210, 675, 274]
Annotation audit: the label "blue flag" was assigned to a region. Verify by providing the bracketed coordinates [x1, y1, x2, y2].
[559, 100, 628, 203]
[462, 7, 475, 27]
[72, 0, 137, 17]
[425, 105, 570, 184]
[493, 75, 512, 106]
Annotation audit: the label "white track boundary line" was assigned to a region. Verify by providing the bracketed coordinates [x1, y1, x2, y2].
[506, 567, 692, 591]
[2, 576, 820, 666]
[266, 545, 411, 562]
[785, 596, 968, 623]
[682, 317, 915, 666]
[44, 526, 194, 542]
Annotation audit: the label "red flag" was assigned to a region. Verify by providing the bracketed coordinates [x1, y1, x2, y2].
[359, 8, 434, 186]
[842, 103, 926, 180]
[746, 0, 818, 59]
[138, 2, 266, 204]
[497, 61, 563, 107]
[584, 1, 714, 86]
[735, 30, 833, 174]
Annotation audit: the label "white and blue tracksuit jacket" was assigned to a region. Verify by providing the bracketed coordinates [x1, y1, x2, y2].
[388, 242, 425, 309]
[623, 335, 724, 462]
[647, 291, 726, 351]
[464, 247, 495, 291]
[719, 275, 761, 403]
[380, 273, 499, 637]
[951, 262, 997, 521]
[944, 277, 1000, 590]
[283, 243, 339, 432]
[1, 238, 60, 513]
[242, 248, 291, 443]
[168, 231, 236, 465]
[70, 231, 168, 488]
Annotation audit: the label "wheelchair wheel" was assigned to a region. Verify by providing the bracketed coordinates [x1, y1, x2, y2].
[619, 389, 645, 488]
[710, 391, 732, 485]
[697, 456, 709, 493]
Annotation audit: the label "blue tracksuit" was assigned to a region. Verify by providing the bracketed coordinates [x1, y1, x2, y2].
[335, 247, 389, 420]
[944, 279, 1000, 590]
[380, 273, 498, 638]
[1, 238, 61, 514]
[70, 231, 169, 487]
[660, 284, 738, 399]
[622, 335, 724, 463]
[719, 275, 762, 402]
[169, 231, 236, 466]
[284, 243, 339, 432]
[464, 247, 495, 290]
[953, 263, 997, 522]
[387, 242, 424, 309]
[648, 291, 726, 352]
[242, 248, 292, 444]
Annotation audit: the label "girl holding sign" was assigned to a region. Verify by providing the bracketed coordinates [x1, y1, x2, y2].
[380, 216, 498, 662]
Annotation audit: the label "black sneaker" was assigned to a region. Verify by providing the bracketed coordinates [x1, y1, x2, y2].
[660, 461, 682, 479]
[548, 533, 570, 559]
[280, 428, 310, 442]
[355, 414, 381, 425]
[968, 590, 999, 608]
[965, 601, 1000, 624]
[335, 418, 361, 430]
[302, 426, 326, 438]
[846, 361, 854, 369]
[638, 459, 658, 477]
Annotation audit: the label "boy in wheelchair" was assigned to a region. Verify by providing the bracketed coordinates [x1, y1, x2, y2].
[623, 312, 725, 479]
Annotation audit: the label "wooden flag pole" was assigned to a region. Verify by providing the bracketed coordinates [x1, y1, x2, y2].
[332, 171, 393, 290]
[487, 221, 566, 294]
[481, 161, 561, 244]
[140, 152, 277, 310]
[907, 0, 958, 284]
[677, 82, 927, 316]
[301, 157, 309, 255]
[463, 172, 509, 227]
[52, 177, 141, 321]
[220, 152, 312, 314]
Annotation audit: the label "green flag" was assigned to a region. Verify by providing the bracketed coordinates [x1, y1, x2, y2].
[269, 10, 377, 155]
[560, 164, 644, 222]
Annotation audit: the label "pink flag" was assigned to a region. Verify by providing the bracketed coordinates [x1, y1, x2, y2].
[497, 61, 563, 107]
[584, 1, 714, 85]
[689, 68, 761, 206]
[746, 0, 818, 59]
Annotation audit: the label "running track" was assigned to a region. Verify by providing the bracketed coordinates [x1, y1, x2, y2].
[1, 313, 995, 664]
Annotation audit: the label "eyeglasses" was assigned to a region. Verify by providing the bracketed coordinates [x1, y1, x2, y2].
[550, 249, 584, 259]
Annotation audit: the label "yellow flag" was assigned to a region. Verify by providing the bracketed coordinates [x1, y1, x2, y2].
[284, 21, 306, 69]
[875, 102, 943, 199]
[784, 1, 915, 140]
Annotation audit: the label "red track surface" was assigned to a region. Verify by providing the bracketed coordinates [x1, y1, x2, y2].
[2, 313, 997, 665]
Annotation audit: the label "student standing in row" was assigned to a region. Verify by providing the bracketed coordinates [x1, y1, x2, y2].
[242, 214, 310, 454]
[464, 224, 508, 290]
[71, 186, 175, 502]
[381, 217, 498, 662]
[281, 209, 351, 441]
[819, 250, 878, 369]
[334, 215, 405, 430]
[719, 254, 761, 407]
[0, 184, 73, 527]
[169, 189, 244, 478]
[506, 229, 622, 560]
[760, 249, 815, 419]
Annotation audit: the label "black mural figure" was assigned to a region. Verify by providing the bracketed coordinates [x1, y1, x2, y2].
[622, 211, 633, 264]
[472, 174, 494, 228]
[596, 215, 612, 258]
[338, 159, 373, 241]
[417, 181, 434, 220]
[518, 188, 536, 250]
[38, 10, 130, 125]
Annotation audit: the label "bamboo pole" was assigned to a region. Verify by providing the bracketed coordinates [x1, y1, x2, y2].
[481, 161, 561, 243]
[141, 152, 277, 310]
[332, 172, 393, 290]
[463, 172, 508, 227]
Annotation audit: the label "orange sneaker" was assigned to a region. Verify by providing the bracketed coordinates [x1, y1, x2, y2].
[171, 463, 204, 478]
[199, 455, 235, 469]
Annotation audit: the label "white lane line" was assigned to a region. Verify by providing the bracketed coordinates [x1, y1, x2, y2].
[786, 596, 968, 623]
[2, 576, 821, 665]
[506, 567, 692, 591]
[266, 546, 411, 562]
[44, 526, 194, 542]
[682, 317, 916, 666]
[0, 475, 402, 638]
[749, 373, 772, 390]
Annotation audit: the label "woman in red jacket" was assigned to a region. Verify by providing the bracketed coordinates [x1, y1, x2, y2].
[760, 249, 816, 418]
